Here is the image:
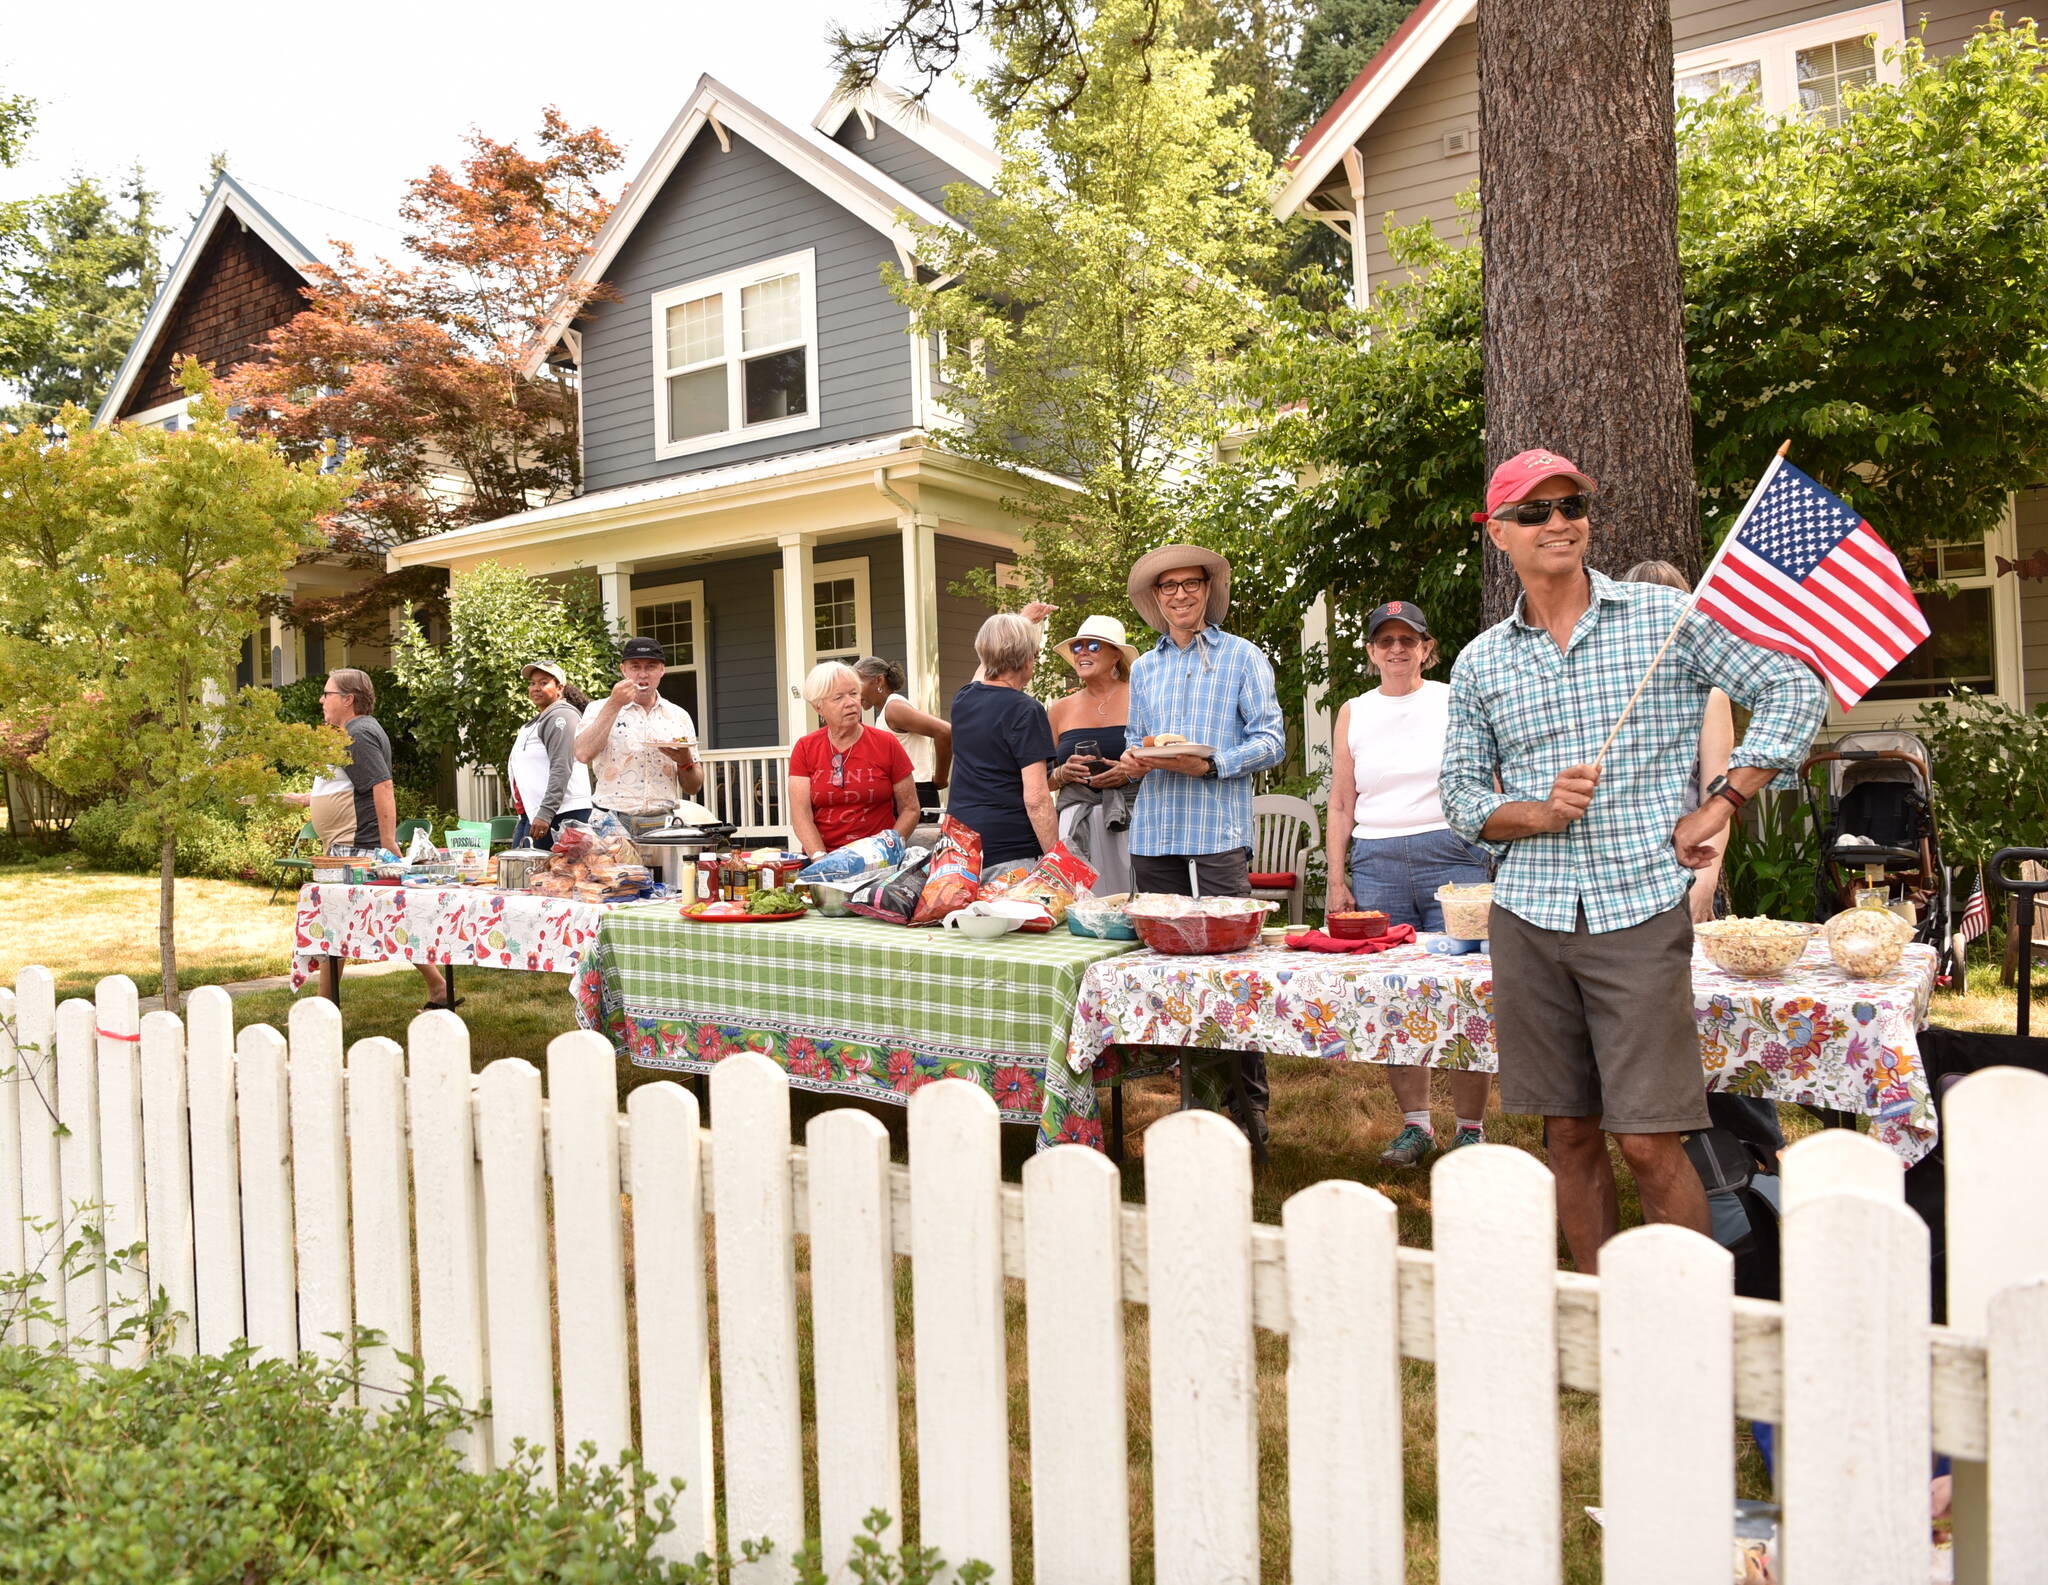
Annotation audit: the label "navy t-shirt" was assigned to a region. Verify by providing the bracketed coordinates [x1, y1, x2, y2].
[946, 681, 1055, 866]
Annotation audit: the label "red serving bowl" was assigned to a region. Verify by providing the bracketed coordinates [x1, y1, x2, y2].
[1327, 910, 1388, 939]
[1131, 906, 1273, 956]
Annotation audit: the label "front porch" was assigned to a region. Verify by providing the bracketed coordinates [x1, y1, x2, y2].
[393, 432, 1052, 829]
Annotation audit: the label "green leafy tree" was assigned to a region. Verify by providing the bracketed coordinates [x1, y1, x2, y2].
[393, 561, 616, 773]
[0, 365, 350, 1009]
[0, 86, 31, 167]
[1284, 0, 1413, 133]
[0, 168, 165, 429]
[892, 0, 1281, 633]
[1217, 20, 2048, 709]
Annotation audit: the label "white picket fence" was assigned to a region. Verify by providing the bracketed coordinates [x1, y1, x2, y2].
[3, 966, 2047, 1584]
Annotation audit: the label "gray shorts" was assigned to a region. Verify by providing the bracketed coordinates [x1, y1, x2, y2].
[1487, 901, 1710, 1135]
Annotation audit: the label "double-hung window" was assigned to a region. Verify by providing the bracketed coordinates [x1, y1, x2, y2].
[651, 249, 819, 459]
[1675, 3, 1904, 127]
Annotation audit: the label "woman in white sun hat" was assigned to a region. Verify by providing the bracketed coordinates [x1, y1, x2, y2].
[1047, 614, 1143, 895]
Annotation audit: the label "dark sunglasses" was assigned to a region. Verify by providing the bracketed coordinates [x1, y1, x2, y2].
[830, 750, 847, 787]
[1071, 639, 1109, 653]
[1491, 493, 1590, 527]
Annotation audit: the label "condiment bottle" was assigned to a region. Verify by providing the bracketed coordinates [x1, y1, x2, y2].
[678, 856, 697, 906]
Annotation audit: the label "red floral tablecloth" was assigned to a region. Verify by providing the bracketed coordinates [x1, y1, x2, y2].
[290, 884, 613, 990]
[1054, 940, 1940, 1162]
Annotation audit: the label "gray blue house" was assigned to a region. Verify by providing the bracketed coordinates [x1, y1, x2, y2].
[390, 80, 1063, 830]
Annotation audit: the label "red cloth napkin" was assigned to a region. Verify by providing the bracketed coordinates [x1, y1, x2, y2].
[1283, 923, 1417, 954]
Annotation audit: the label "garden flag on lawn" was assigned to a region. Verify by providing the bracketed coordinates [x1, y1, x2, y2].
[1958, 870, 1990, 947]
[1692, 458, 1930, 709]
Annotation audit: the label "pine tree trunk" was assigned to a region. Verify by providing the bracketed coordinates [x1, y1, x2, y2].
[159, 838, 180, 1016]
[1477, 0, 1700, 625]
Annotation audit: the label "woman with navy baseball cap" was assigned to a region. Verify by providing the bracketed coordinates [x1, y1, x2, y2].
[1325, 597, 1495, 1166]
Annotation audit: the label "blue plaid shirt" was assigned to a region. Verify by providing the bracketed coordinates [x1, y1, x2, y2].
[1441, 569, 1826, 934]
[1126, 626, 1286, 858]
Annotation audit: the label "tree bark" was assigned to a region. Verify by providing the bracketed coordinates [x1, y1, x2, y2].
[159, 837, 179, 1016]
[1477, 0, 1700, 625]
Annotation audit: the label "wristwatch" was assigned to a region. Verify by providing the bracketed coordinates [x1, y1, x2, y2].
[1201, 758, 1219, 780]
[1703, 774, 1746, 811]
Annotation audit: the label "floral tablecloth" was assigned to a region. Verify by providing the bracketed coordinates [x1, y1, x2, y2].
[290, 884, 613, 991]
[1054, 940, 1940, 1162]
[574, 907, 1139, 1146]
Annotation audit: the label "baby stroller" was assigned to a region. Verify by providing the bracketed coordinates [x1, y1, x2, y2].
[1801, 731, 1953, 977]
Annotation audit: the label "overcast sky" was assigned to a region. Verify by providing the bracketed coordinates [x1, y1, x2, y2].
[0, 0, 990, 258]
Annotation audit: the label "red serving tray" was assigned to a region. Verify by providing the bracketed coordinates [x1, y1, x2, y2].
[678, 908, 809, 923]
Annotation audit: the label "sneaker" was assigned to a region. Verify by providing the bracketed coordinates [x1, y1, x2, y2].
[1379, 1123, 1436, 1167]
[1443, 1126, 1484, 1152]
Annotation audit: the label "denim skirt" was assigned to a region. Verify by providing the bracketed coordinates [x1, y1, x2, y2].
[1347, 826, 1492, 934]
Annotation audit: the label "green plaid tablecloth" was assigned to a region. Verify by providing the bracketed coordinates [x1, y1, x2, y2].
[573, 906, 1140, 1145]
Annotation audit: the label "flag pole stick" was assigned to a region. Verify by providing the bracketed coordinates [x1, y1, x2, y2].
[1591, 442, 1791, 771]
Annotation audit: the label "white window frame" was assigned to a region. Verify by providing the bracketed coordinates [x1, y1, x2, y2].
[772, 557, 874, 710]
[125, 396, 191, 433]
[1675, 4, 1905, 121]
[1833, 505, 2025, 729]
[650, 248, 821, 460]
[630, 580, 712, 747]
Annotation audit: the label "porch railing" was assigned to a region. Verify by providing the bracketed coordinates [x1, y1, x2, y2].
[697, 746, 791, 842]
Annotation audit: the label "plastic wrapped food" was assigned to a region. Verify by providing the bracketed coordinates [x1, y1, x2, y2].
[1695, 917, 1817, 978]
[1067, 893, 1136, 940]
[851, 850, 935, 924]
[1823, 905, 1910, 978]
[1123, 894, 1274, 954]
[1435, 882, 1493, 942]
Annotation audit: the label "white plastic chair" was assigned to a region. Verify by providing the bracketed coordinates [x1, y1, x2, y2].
[1250, 794, 1320, 925]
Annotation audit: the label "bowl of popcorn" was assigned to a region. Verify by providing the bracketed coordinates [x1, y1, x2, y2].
[1694, 916, 1818, 979]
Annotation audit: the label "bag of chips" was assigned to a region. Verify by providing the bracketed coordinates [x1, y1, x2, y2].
[909, 816, 984, 926]
[851, 850, 934, 925]
[975, 843, 1098, 925]
[799, 830, 907, 884]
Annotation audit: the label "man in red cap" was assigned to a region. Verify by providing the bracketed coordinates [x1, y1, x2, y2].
[1440, 449, 1826, 1273]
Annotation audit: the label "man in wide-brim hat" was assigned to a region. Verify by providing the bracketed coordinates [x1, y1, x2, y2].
[1116, 544, 1286, 1146]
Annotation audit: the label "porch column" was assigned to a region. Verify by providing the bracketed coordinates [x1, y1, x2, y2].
[595, 561, 633, 637]
[269, 609, 295, 686]
[1301, 591, 1332, 776]
[778, 532, 815, 744]
[898, 512, 942, 716]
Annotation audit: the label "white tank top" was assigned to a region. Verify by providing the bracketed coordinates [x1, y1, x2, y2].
[880, 693, 939, 781]
[1345, 680, 1454, 839]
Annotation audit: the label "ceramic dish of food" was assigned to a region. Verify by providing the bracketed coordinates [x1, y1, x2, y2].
[1694, 917, 1818, 979]
[1327, 909, 1389, 940]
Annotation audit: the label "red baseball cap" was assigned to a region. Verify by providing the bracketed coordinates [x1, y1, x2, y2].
[1474, 449, 1598, 523]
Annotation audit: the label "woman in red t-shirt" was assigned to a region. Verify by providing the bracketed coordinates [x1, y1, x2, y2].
[788, 661, 920, 859]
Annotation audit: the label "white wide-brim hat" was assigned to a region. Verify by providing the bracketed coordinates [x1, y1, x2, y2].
[1127, 544, 1232, 633]
[1054, 614, 1142, 672]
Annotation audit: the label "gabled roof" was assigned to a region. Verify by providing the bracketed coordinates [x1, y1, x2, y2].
[525, 75, 961, 375]
[1271, 0, 1476, 218]
[811, 86, 1001, 189]
[95, 172, 323, 426]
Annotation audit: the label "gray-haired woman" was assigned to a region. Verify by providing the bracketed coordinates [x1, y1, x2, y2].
[947, 612, 1058, 870]
[787, 660, 919, 861]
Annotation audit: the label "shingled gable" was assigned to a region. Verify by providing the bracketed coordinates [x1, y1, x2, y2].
[523, 75, 959, 377]
[811, 89, 999, 211]
[96, 173, 321, 426]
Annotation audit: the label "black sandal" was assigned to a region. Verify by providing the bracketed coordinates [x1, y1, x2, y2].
[421, 996, 465, 1012]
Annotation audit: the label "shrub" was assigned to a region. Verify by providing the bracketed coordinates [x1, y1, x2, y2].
[1913, 690, 2048, 877]
[70, 794, 304, 885]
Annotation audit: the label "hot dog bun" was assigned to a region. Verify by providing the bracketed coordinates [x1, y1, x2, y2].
[1143, 732, 1188, 748]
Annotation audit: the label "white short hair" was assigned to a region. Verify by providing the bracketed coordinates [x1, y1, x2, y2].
[802, 660, 861, 714]
[975, 612, 1039, 679]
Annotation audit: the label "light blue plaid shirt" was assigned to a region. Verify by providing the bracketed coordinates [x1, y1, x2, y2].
[1441, 569, 1826, 934]
[1126, 626, 1286, 858]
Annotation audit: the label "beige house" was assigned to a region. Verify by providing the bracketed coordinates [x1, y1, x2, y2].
[1273, 0, 2048, 733]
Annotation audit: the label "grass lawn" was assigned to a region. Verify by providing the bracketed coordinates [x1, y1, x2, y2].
[0, 855, 296, 1000]
[7, 865, 2026, 1578]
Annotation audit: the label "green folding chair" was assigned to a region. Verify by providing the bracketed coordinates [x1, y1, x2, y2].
[488, 814, 520, 851]
[394, 818, 434, 852]
[271, 821, 322, 904]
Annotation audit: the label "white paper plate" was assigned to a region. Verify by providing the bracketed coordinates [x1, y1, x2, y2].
[1131, 742, 1217, 760]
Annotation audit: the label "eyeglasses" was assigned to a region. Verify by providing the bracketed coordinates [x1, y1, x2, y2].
[1154, 576, 1209, 596]
[319, 690, 347, 699]
[1371, 632, 1424, 649]
[1071, 639, 1108, 653]
[1491, 494, 1590, 527]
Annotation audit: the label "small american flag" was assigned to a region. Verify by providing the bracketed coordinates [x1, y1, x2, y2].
[1957, 870, 1990, 947]
[1693, 459, 1929, 709]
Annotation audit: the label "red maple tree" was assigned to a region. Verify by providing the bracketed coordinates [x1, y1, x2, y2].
[225, 109, 623, 640]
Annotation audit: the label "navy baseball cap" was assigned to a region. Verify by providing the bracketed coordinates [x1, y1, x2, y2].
[1366, 600, 1430, 638]
[620, 635, 666, 664]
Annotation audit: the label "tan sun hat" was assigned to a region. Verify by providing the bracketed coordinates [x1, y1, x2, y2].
[1053, 614, 1142, 672]
[1126, 544, 1232, 634]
